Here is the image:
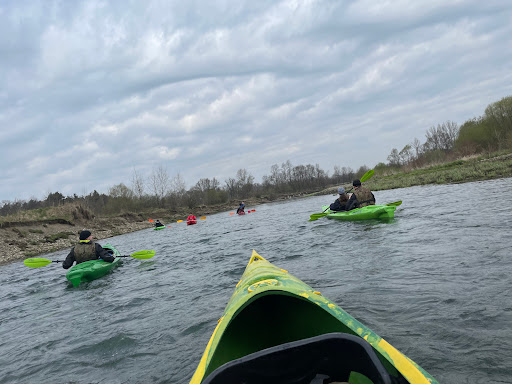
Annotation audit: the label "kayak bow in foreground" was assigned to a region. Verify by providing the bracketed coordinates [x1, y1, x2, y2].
[190, 250, 438, 384]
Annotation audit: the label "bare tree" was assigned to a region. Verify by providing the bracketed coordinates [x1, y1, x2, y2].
[109, 183, 133, 199]
[387, 148, 400, 166]
[149, 165, 170, 200]
[131, 168, 145, 198]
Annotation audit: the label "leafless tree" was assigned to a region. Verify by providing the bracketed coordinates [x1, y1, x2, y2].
[131, 168, 145, 198]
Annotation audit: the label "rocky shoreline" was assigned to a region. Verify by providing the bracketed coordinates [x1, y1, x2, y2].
[0, 194, 311, 266]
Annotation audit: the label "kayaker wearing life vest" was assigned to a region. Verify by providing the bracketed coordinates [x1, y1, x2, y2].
[346, 179, 375, 210]
[236, 202, 245, 214]
[329, 187, 349, 211]
[154, 220, 163, 227]
[187, 214, 197, 221]
[62, 230, 115, 269]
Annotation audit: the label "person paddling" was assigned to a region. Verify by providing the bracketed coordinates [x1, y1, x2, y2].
[236, 202, 245, 214]
[346, 179, 376, 210]
[329, 187, 349, 211]
[62, 230, 115, 269]
[154, 220, 164, 227]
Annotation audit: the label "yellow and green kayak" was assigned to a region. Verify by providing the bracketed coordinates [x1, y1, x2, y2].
[65, 243, 121, 287]
[190, 250, 438, 384]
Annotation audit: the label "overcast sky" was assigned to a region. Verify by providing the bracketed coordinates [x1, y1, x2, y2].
[2, 0, 512, 202]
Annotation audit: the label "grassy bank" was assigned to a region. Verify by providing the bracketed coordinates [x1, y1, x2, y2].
[307, 150, 512, 197]
[367, 151, 512, 191]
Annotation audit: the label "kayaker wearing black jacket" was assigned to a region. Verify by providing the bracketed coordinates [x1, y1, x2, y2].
[155, 220, 163, 227]
[236, 202, 245, 214]
[346, 179, 376, 211]
[62, 230, 115, 269]
[329, 187, 349, 211]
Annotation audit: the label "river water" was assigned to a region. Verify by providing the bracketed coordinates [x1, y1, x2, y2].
[1, 178, 511, 384]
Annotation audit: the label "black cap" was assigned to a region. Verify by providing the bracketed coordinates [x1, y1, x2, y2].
[353, 179, 361, 187]
[79, 230, 92, 240]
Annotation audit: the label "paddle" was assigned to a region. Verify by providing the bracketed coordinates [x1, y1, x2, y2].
[23, 250, 156, 268]
[177, 217, 206, 223]
[309, 200, 401, 221]
[313, 169, 376, 220]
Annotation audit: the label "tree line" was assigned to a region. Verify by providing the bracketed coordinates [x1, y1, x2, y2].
[2, 94, 510, 217]
[0, 162, 369, 217]
[379, 95, 512, 173]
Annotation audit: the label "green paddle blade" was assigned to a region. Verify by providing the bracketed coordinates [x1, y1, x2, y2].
[309, 212, 330, 221]
[360, 169, 374, 182]
[24, 258, 52, 268]
[386, 200, 402, 207]
[130, 250, 155, 259]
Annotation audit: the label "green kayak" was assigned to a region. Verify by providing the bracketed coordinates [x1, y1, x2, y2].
[154, 226, 166, 230]
[190, 250, 438, 384]
[321, 204, 396, 221]
[66, 243, 121, 287]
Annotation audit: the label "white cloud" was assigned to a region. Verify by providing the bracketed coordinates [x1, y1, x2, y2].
[1, 0, 511, 201]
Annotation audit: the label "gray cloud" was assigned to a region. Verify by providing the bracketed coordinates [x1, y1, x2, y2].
[1, 0, 512, 201]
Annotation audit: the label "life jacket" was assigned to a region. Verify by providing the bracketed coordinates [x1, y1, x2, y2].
[338, 194, 349, 204]
[353, 187, 375, 208]
[74, 241, 97, 264]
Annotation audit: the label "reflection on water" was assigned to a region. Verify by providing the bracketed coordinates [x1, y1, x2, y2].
[1, 178, 511, 383]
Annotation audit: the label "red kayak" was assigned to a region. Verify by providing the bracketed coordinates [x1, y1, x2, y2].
[237, 211, 245, 215]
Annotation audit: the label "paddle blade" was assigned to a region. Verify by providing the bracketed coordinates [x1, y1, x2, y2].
[386, 200, 402, 207]
[229, 212, 235, 215]
[200, 217, 206, 220]
[177, 220, 183, 223]
[24, 258, 52, 268]
[309, 212, 329, 221]
[360, 169, 374, 182]
[130, 250, 155, 259]
[148, 219, 154, 222]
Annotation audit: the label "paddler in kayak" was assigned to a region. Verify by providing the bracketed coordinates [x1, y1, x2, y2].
[346, 179, 376, 210]
[329, 187, 349, 211]
[154, 220, 164, 227]
[62, 230, 115, 269]
[236, 201, 245, 214]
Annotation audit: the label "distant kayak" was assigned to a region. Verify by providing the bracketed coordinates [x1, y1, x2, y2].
[187, 220, 197, 225]
[65, 243, 121, 287]
[237, 211, 245, 215]
[154, 226, 166, 230]
[190, 250, 438, 384]
[321, 204, 396, 221]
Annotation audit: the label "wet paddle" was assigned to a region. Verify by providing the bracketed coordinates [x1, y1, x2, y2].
[23, 250, 156, 268]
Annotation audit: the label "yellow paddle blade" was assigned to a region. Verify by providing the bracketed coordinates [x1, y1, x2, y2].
[177, 220, 183, 223]
[24, 258, 52, 268]
[130, 250, 155, 259]
[200, 217, 206, 220]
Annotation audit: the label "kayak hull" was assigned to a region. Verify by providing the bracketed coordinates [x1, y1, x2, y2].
[187, 220, 197, 225]
[154, 226, 166, 230]
[190, 250, 437, 384]
[65, 243, 121, 287]
[321, 204, 396, 221]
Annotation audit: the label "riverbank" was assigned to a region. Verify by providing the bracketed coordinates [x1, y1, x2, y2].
[3, 150, 511, 266]
[308, 150, 512, 196]
[0, 195, 297, 266]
